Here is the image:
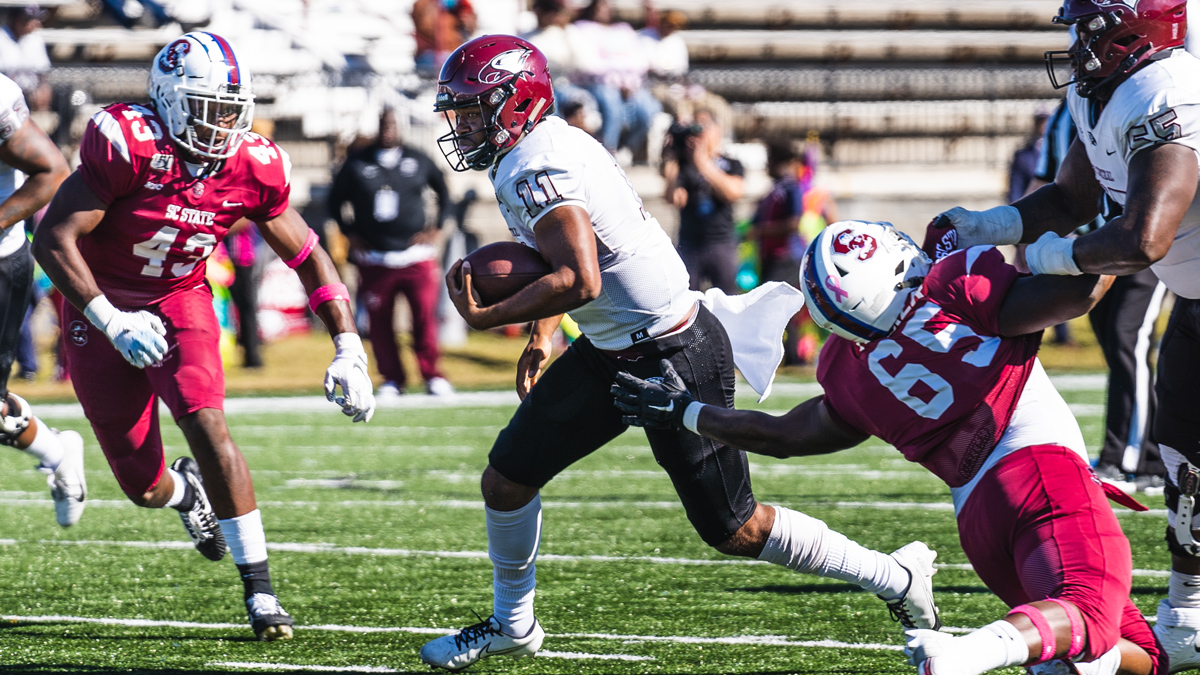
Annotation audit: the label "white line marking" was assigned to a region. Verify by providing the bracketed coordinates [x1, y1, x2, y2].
[5, 614, 900, 652]
[28, 374, 1106, 420]
[0, 538, 1173, 578]
[209, 663, 395, 673]
[539, 651, 655, 661]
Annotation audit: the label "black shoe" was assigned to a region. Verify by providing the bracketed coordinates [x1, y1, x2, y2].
[246, 593, 294, 641]
[1135, 473, 1167, 495]
[170, 457, 226, 561]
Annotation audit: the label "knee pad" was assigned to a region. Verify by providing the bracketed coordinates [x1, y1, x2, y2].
[0, 392, 31, 446]
[1166, 462, 1200, 557]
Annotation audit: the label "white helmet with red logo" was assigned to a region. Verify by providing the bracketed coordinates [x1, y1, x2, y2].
[800, 220, 931, 344]
[148, 32, 254, 160]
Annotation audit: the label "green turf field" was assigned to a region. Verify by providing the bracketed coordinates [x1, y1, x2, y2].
[0, 375, 1170, 674]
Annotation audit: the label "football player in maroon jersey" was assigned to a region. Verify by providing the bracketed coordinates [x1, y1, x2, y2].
[32, 32, 375, 641]
[615, 221, 1163, 675]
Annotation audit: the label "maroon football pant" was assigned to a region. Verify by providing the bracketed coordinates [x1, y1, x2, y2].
[357, 259, 443, 387]
[62, 286, 225, 499]
[958, 444, 1161, 667]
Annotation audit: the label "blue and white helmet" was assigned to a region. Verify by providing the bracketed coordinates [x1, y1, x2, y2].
[800, 220, 930, 343]
[148, 32, 254, 160]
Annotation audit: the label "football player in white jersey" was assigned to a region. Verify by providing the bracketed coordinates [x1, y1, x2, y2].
[925, 0, 1200, 670]
[0, 74, 84, 527]
[419, 35, 941, 671]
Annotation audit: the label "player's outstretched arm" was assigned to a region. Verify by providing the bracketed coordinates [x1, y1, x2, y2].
[446, 204, 601, 330]
[0, 117, 68, 232]
[997, 273, 1113, 338]
[258, 206, 375, 423]
[612, 360, 868, 458]
[923, 139, 1102, 259]
[33, 173, 167, 368]
[1068, 142, 1199, 275]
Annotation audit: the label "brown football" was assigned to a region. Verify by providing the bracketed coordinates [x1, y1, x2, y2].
[460, 241, 552, 306]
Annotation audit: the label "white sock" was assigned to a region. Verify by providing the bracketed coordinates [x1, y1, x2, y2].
[1169, 570, 1200, 608]
[164, 468, 188, 508]
[926, 620, 1028, 675]
[487, 494, 541, 638]
[218, 509, 269, 565]
[757, 505, 909, 598]
[1071, 645, 1122, 675]
[19, 418, 64, 468]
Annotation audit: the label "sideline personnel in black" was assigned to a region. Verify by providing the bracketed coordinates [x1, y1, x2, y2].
[329, 107, 454, 397]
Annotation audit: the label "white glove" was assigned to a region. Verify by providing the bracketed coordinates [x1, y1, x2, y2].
[935, 205, 1024, 249]
[83, 295, 167, 368]
[324, 332, 375, 423]
[1024, 231, 1082, 276]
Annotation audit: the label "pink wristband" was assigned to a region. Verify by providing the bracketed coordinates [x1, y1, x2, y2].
[1042, 598, 1085, 659]
[1009, 604, 1056, 663]
[308, 283, 350, 314]
[285, 229, 319, 269]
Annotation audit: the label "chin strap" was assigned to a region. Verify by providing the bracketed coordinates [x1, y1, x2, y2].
[1174, 462, 1200, 555]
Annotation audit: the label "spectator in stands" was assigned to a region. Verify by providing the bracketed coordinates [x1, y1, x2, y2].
[412, 0, 476, 76]
[751, 139, 836, 365]
[522, 0, 597, 123]
[0, 5, 50, 111]
[329, 108, 454, 398]
[663, 109, 745, 293]
[640, 7, 689, 82]
[226, 222, 264, 369]
[560, 99, 591, 133]
[572, 0, 662, 161]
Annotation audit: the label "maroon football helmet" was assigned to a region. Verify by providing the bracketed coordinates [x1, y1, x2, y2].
[1045, 0, 1187, 98]
[434, 35, 555, 171]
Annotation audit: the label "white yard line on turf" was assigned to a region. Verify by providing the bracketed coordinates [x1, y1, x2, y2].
[0, 538, 1171, 578]
[28, 374, 1106, 420]
[6, 614, 900, 652]
[209, 664, 395, 673]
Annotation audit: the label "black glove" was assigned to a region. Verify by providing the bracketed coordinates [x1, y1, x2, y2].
[611, 359, 694, 430]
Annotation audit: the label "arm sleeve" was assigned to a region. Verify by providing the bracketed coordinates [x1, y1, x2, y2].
[77, 112, 143, 205]
[933, 247, 1020, 336]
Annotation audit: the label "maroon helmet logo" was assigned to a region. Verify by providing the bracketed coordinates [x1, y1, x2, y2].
[831, 231, 878, 261]
[478, 49, 529, 85]
[158, 39, 191, 73]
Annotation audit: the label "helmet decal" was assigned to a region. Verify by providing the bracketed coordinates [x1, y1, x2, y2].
[157, 39, 190, 74]
[480, 49, 530, 85]
[832, 231, 878, 261]
[1093, 0, 1138, 8]
[824, 274, 850, 302]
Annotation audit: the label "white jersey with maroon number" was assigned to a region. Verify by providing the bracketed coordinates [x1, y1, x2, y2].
[77, 102, 291, 308]
[1067, 49, 1200, 298]
[0, 74, 31, 258]
[490, 116, 696, 351]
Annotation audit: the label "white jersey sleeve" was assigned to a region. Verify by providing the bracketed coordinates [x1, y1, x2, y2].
[494, 161, 588, 237]
[0, 74, 29, 146]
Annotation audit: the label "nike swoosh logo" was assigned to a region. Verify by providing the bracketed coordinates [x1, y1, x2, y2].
[482, 642, 526, 657]
[223, 201, 244, 207]
[1105, 149, 1116, 156]
[648, 401, 674, 413]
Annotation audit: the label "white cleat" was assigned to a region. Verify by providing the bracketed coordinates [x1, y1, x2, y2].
[420, 616, 544, 672]
[885, 541, 942, 631]
[40, 430, 86, 527]
[1154, 599, 1200, 673]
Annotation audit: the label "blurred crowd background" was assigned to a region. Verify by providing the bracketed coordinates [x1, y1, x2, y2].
[6, 0, 1183, 405]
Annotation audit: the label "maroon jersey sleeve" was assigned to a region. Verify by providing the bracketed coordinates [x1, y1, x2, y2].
[923, 246, 1020, 336]
[237, 133, 292, 222]
[78, 105, 157, 204]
